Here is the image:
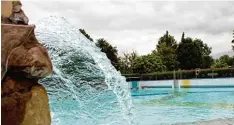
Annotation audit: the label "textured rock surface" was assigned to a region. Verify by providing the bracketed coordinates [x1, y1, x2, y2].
[9, 1, 29, 25]
[1, 1, 12, 17]
[7, 31, 53, 78]
[1, 24, 35, 79]
[1, 1, 52, 125]
[1, 75, 51, 125]
[21, 84, 51, 125]
[1, 24, 52, 79]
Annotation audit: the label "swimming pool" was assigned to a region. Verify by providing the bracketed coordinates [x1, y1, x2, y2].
[132, 87, 234, 125]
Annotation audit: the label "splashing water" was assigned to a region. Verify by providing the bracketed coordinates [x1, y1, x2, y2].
[35, 16, 135, 125]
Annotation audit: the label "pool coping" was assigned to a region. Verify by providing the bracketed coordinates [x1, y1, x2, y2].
[173, 117, 234, 125]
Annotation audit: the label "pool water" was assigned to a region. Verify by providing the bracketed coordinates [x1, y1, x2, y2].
[132, 88, 234, 125]
[36, 16, 234, 125]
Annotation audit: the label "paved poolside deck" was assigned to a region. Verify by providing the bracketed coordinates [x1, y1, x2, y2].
[174, 117, 234, 125]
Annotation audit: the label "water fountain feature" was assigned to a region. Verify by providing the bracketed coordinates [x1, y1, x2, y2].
[35, 16, 135, 125]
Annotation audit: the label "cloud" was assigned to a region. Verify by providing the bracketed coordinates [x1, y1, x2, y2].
[22, 1, 234, 56]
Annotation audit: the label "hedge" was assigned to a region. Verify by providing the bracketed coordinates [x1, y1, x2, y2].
[123, 68, 234, 81]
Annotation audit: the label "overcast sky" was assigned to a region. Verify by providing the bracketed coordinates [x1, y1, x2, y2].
[22, 1, 234, 56]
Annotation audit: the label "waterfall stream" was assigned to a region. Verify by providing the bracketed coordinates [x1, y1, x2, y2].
[36, 16, 135, 125]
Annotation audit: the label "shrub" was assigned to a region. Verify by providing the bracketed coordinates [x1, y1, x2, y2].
[123, 68, 234, 81]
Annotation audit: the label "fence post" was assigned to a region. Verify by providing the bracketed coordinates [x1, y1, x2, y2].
[212, 69, 214, 78]
[173, 70, 180, 92]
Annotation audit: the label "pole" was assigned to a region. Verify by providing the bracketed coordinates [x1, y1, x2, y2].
[173, 70, 179, 93]
[173, 70, 176, 80]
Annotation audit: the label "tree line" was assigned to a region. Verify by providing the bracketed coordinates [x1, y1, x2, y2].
[79, 29, 234, 74]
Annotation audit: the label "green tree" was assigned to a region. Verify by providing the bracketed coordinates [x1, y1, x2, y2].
[177, 36, 203, 69]
[157, 31, 177, 49]
[218, 55, 234, 67]
[79, 29, 93, 42]
[132, 54, 166, 74]
[211, 55, 234, 68]
[202, 55, 214, 68]
[96, 38, 119, 69]
[156, 31, 178, 70]
[177, 33, 213, 69]
[193, 39, 213, 68]
[118, 51, 138, 74]
[211, 60, 229, 68]
[193, 39, 211, 56]
[231, 56, 234, 67]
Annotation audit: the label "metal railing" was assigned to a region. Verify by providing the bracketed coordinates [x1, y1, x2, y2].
[123, 68, 234, 81]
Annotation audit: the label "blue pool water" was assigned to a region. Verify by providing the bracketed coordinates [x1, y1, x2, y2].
[36, 16, 234, 125]
[132, 88, 234, 125]
[37, 17, 134, 125]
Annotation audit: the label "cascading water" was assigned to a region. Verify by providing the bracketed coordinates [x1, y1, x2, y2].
[35, 16, 135, 125]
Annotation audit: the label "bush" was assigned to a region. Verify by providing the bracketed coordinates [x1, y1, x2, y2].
[123, 68, 234, 81]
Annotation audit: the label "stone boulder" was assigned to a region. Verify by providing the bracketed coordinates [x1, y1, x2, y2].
[1, 1, 52, 125]
[9, 1, 29, 25]
[1, 75, 51, 125]
[7, 29, 53, 79]
[1, 24, 36, 80]
[1, 1, 12, 17]
[1, 1, 28, 25]
[1, 24, 52, 79]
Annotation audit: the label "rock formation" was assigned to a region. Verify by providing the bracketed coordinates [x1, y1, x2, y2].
[1, 1, 52, 125]
[2, 1, 28, 25]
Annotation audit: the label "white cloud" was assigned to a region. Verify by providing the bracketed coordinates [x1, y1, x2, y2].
[22, 1, 234, 56]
